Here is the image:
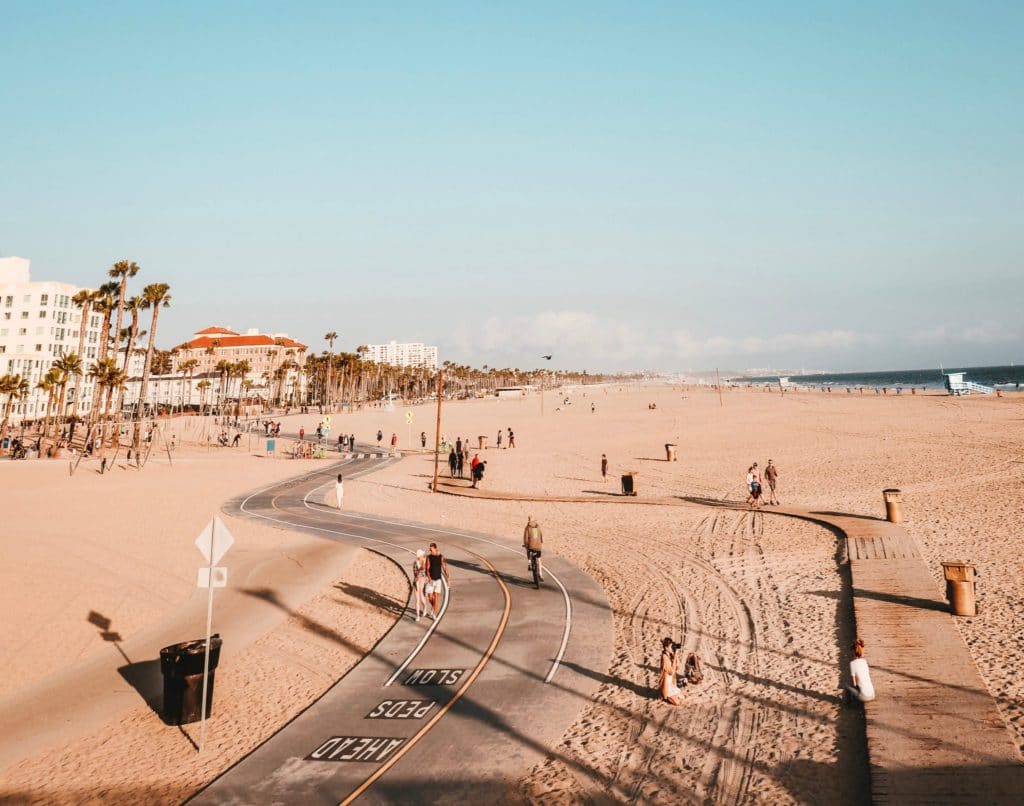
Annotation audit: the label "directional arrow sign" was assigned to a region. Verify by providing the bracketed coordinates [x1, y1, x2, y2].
[195, 516, 234, 565]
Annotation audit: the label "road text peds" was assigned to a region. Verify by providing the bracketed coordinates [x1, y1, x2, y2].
[308, 736, 405, 764]
[402, 668, 465, 686]
[367, 699, 436, 720]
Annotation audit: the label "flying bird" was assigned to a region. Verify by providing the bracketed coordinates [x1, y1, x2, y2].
[542, 355, 552, 360]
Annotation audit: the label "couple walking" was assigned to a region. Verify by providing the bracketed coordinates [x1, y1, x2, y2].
[412, 543, 451, 621]
[745, 459, 780, 507]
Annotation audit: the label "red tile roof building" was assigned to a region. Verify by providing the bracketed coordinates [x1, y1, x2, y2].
[173, 327, 308, 390]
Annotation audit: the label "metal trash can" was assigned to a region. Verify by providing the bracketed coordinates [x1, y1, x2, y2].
[621, 472, 638, 496]
[882, 488, 903, 523]
[160, 635, 223, 725]
[665, 443, 677, 462]
[941, 562, 978, 617]
[478, 435, 487, 450]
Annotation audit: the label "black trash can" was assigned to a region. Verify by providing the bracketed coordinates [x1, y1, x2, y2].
[160, 635, 223, 725]
[621, 472, 637, 496]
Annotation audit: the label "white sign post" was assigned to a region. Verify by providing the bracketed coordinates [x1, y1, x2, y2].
[405, 410, 413, 452]
[195, 516, 234, 751]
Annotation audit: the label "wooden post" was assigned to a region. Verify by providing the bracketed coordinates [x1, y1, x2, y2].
[716, 368, 723, 407]
[432, 370, 444, 493]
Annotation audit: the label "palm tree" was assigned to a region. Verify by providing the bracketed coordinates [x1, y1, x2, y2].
[52, 353, 80, 432]
[87, 282, 120, 424]
[71, 289, 97, 419]
[112, 294, 144, 445]
[179, 358, 198, 409]
[197, 379, 212, 413]
[324, 331, 338, 409]
[215, 359, 231, 412]
[0, 374, 30, 446]
[108, 260, 140, 373]
[37, 370, 60, 437]
[132, 283, 171, 463]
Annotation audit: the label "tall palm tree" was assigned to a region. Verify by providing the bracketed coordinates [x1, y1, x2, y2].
[179, 358, 198, 409]
[324, 331, 338, 409]
[0, 374, 30, 446]
[87, 282, 120, 424]
[52, 352, 80, 432]
[215, 359, 231, 411]
[109, 295, 145, 445]
[71, 289, 97, 419]
[132, 283, 171, 463]
[37, 370, 60, 437]
[197, 379, 212, 413]
[108, 260, 140, 372]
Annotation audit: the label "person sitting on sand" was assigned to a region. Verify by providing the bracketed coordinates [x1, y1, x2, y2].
[844, 638, 876, 704]
[660, 638, 682, 705]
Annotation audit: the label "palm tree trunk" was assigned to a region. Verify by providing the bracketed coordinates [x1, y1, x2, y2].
[132, 306, 162, 463]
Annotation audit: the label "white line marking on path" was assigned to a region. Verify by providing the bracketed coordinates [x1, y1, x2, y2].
[329, 509, 573, 684]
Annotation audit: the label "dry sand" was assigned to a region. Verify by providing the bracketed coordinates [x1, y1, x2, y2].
[2, 386, 1021, 804]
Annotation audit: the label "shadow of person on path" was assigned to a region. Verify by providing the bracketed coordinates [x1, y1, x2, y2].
[333, 581, 406, 617]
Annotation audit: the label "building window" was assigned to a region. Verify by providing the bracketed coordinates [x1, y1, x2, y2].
[4, 296, 12, 307]
[40, 294, 49, 305]
[17, 328, 27, 335]
[39, 310, 46, 318]
[35, 344, 42, 352]
[21, 311, 29, 319]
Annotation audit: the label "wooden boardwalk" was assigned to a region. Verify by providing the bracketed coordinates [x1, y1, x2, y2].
[437, 482, 1024, 803]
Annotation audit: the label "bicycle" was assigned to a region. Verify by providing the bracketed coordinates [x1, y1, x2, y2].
[528, 549, 542, 589]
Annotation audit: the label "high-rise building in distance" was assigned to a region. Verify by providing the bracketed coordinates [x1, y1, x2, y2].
[363, 341, 438, 370]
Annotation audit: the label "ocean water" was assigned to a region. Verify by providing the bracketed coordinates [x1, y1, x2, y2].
[732, 365, 1024, 391]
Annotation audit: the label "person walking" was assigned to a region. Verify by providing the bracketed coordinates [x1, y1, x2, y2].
[843, 638, 876, 704]
[337, 434, 344, 453]
[601, 453, 608, 480]
[455, 436, 462, 457]
[508, 428, 515, 448]
[523, 515, 544, 581]
[764, 459, 780, 505]
[456, 449, 465, 479]
[391, 432, 398, 455]
[448, 448, 458, 478]
[496, 430, 503, 448]
[746, 463, 763, 508]
[472, 458, 485, 488]
[376, 429, 383, 446]
[412, 549, 429, 621]
[299, 426, 305, 442]
[425, 543, 450, 617]
[335, 474, 344, 510]
[421, 431, 427, 448]
[660, 638, 682, 705]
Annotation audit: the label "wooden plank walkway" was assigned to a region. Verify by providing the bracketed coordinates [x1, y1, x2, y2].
[435, 483, 1024, 803]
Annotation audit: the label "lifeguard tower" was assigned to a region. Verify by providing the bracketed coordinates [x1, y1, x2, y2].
[943, 372, 993, 396]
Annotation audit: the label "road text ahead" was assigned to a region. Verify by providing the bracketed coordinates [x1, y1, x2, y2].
[307, 736, 405, 763]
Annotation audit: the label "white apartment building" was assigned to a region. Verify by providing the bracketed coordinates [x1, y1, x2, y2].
[0, 257, 104, 423]
[364, 341, 438, 370]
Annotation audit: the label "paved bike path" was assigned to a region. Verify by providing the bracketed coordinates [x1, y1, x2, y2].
[189, 456, 613, 804]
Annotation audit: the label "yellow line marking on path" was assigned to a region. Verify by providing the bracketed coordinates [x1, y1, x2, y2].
[340, 548, 512, 805]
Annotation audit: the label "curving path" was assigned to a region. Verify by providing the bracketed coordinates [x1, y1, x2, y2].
[188, 454, 613, 804]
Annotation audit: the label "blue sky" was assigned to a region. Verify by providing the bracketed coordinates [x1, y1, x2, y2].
[2, 1, 1021, 372]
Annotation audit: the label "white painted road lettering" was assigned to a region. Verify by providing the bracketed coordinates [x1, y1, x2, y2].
[403, 668, 466, 686]
[308, 736, 405, 763]
[366, 699, 436, 719]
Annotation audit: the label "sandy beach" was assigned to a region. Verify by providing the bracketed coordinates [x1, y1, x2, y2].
[1, 385, 1021, 802]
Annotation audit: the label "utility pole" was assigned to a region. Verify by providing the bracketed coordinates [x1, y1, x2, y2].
[716, 368, 724, 407]
[432, 370, 444, 493]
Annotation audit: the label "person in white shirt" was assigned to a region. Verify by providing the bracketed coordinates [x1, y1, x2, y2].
[844, 638, 876, 703]
[335, 474, 344, 510]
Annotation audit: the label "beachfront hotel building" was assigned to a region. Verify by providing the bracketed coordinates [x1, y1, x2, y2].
[172, 326, 308, 400]
[364, 341, 438, 370]
[0, 257, 104, 424]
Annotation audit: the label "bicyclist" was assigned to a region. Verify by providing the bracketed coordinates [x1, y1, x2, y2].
[523, 515, 544, 582]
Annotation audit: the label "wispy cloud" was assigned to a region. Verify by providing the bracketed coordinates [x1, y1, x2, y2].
[449, 310, 871, 367]
[911, 321, 1022, 346]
